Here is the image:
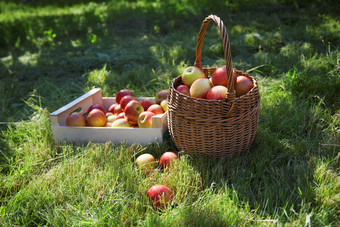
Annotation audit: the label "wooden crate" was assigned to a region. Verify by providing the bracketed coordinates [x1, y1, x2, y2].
[49, 88, 167, 145]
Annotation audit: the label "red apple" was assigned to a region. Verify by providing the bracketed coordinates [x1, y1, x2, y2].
[147, 185, 174, 208]
[211, 66, 237, 88]
[160, 151, 178, 169]
[206, 85, 228, 100]
[87, 103, 107, 114]
[114, 104, 123, 115]
[138, 111, 156, 128]
[86, 109, 106, 127]
[108, 103, 118, 114]
[235, 75, 254, 97]
[176, 84, 190, 95]
[116, 89, 133, 105]
[140, 99, 154, 111]
[147, 104, 164, 115]
[189, 78, 212, 99]
[111, 118, 132, 127]
[65, 112, 86, 126]
[124, 100, 144, 125]
[115, 112, 125, 120]
[120, 95, 136, 110]
[135, 153, 157, 174]
[155, 90, 168, 105]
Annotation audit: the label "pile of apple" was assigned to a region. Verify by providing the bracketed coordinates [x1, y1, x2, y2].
[135, 151, 179, 208]
[65, 89, 169, 128]
[176, 65, 254, 99]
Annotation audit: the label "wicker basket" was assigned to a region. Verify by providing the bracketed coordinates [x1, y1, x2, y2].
[167, 14, 261, 157]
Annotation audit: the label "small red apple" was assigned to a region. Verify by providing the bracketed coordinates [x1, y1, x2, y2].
[211, 66, 237, 88]
[108, 103, 118, 114]
[111, 118, 132, 127]
[206, 85, 228, 100]
[120, 95, 136, 110]
[147, 104, 164, 115]
[147, 185, 174, 208]
[138, 111, 156, 128]
[86, 109, 106, 127]
[155, 90, 168, 105]
[176, 84, 190, 95]
[124, 100, 144, 125]
[87, 103, 107, 115]
[65, 112, 86, 126]
[116, 89, 133, 105]
[135, 153, 157, 174]
[140, 99, 154, 111]
[235, 75, 254, 97]
[160, 151, 178, 169]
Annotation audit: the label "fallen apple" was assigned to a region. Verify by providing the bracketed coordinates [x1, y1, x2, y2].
[111, 118, 132, 127]
[176, 84, 190, 95]
[120, 95, 136, 111]
[206, 85, 228, 100]
[87, 103, 107, 115]
[147, 104, 164, 115]
[147, 185, 174, 208]
[235, 75, 253, 97]
[138, 111, 156, 128]
[140, 99, 154, 111]
[124, 100, 144, 125]
[160, 99, 168, 112]
[155, 90, 168, 105]
[189, 78, 212, 99]
[116, 89, 133, 105]
[87, 109, 106, 127]
[160, 151, 178, 169]
[65, 112, 86, 127]
[210, 66, 237, 88]
[135, 153, 157, 174]
[182, 66, 205, 86]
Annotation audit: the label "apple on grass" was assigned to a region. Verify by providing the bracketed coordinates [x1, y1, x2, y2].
[176, 84, 190, 95]
[211, 66, 237, 88]
[189, 78, 212, 99]
[155, 90, 168, 105]
[206, 85, 228, 100]
[182, 66, 205, 86]
[135, 153, 157, 174]
[138, 111, 156, 128]
[116, 89, 133, 105]
[160, 99, 167, 112]
[87, 103, 107, 115]
[160, 151, 178, 169]
[120, 95, 136, 110]
[65, 112, 86, 126]
[147, 104, 164, 115]
[235, 75, 254, 97]
[124, 100, 144, 125]
[111, 118, 132, 127]
[147, 185, 174, 208]
[87, 109, 106, 127]
[140, 99, 154, 111]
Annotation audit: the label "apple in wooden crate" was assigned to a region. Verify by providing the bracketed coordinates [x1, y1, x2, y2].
[138, 111, 155, 128]
[160, 151, 178, 169]
[87, 103, 107, 114]
[160, 100, 167, 112]
[147, 104, 164, 115]
[124, 100, 144, 125]
[108, 103, 118, 114]
[235, 75, 254, 97]
[120, 95, 136, 110]
[114, 104, 123, 115]
[206, 85, 228, 100]
[189, 78, 212, 99]
[111, 118, 132, 127]
[65, 112, 86, 127]
[87, 109, 106, 127]
[147, 185, 174, 208]
[155, 90, 168, 105]
[182, 66, 205, 86]
[140, 99, 154, 111]
[116, 89, 133, 105]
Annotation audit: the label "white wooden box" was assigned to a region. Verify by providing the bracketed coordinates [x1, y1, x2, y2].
[49, 88, 167, 145]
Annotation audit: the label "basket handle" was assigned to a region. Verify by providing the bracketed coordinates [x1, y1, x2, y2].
[194, 14, 234, 93]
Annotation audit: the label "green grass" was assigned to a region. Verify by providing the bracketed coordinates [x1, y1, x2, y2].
[0, 0, 339, 226]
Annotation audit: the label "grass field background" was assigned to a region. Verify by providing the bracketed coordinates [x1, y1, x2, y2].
[0, 0, 339, 226]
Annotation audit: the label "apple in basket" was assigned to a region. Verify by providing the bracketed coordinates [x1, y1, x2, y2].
[140, 99, 154, 111]
[189, 78, 212, 99]
[206, 85, 228, 100]
[147, 104, 164, 115]
[182, 66, 205, 86]
[235, 75, 254, 97]
[65, 112, 86, 126]
[176, 84, 190, 95]
[155, 90, 168, 105]
[147, 185, 174, 208]
[138, 111, 156, 128]
[135, 153, 157, 174]
[116, 89, 133, 105]
[160, 151, 178, 169]
[124, 100, 144, 125]
[87, 109, 106, 127]
[211, 66, 238, 88]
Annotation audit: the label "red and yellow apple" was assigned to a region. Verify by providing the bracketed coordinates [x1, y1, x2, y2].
[111, 118, 132, 127]
[176, 84, 190, 95]
[235, 75, 253, 97]
[189, 78, 212, 99]
[182, 66, 205, 86]
[65, 112, 86, 126]
[211, 66, 237, 88]
[114, 104, 123, 115]
[108, 103, 118, 114]
[160, 151, 178, 169]
[147, 185, 174, 208]
[87, 103, 107, 114]
[206, 85, 228, 100]
[138, 111, 156, 128]
[147, 104, 164, 115]
[116, 89, 133, 105]
[124, 100, 144, 125]
[115, 112, 125, 120]
[135, 153, 157, 174]
[120, 95, 136, 110]
[155, 90, 168, 105]
[140, 99, 154, 111]
[86, 109, 106, 127]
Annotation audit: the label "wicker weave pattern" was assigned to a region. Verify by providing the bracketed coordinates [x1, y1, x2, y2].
[167, 15, 261, 157]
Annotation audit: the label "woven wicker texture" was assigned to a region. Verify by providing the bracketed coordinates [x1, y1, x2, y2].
[167, 15, 261, 157]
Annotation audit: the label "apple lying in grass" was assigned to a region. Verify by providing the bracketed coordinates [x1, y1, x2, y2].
[182, 66, 205, 86]
[87, 109, 106, 127]
[211, 66, 238, 88]
[189, 78, 212, 99]
[135, 153, 157, 174]
[206, 85, 228, 100]
[160, 100, 167, 112]
[116, 89, 133, 105]
[120, 95, 136, 110]
[147, 185, 174, 208]
[138, 111, 156, 128]
[147, 104, 164, 115]
[155, 90, 168, 105]
[87, 103, 107, 114]
[176, 84, 190, 95]
[140, 99, 154, 111]
[65, 112, 86, 126]
[124, 100, 144, 125]
[235, 75, 254, 97]
[160, 151, 178, 169]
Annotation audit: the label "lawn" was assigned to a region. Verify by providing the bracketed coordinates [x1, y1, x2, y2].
[0, 0, 339, 226]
